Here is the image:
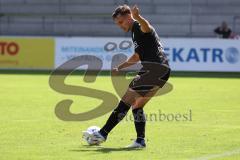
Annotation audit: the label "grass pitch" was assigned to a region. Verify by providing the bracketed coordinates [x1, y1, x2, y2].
[0, 72, 240, 160]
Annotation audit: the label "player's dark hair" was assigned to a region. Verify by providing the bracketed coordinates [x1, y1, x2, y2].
[112, 5, 131, 19]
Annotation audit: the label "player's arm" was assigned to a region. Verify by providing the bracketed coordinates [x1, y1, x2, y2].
[114, 53, 140, 71]
[131, 5, 152, 33]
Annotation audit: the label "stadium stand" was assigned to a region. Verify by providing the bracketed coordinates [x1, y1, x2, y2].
[0, 0, 239, 37]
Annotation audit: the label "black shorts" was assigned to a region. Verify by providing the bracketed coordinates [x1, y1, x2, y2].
[129, 64, 171, 96]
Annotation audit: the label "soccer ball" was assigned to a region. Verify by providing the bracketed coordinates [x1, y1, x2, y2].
[82, 126, 100, 145]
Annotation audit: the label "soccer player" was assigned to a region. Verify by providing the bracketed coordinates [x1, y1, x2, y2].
[87, 4, 170, 148]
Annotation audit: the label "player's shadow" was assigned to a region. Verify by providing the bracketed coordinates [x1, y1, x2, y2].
[69, 145, 144, 153]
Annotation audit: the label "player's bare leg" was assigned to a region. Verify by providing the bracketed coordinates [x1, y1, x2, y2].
[132, 86, 159, 109]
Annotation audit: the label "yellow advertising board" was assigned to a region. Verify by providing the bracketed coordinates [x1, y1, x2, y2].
[0, 37, 54, 69]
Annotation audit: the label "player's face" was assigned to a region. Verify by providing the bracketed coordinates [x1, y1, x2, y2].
[114, 15, 131, 32]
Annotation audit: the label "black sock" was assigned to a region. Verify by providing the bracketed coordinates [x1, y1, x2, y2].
[99, 100, 131, 138]
[132, 108, 146, 143]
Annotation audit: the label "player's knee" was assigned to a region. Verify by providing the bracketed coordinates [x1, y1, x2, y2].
[133, 98, 149, 109]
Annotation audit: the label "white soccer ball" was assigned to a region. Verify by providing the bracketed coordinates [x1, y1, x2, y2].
[83, 126, 100, 145]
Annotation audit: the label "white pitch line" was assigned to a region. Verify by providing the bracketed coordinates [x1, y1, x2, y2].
[192, 148, 240, 160]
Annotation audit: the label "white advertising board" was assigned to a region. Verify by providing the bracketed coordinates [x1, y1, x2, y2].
[55, 37, 240, 72]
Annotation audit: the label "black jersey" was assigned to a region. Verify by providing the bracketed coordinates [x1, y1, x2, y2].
[131, 21, 168, 66]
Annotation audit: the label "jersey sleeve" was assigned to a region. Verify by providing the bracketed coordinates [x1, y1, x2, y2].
[135, 21, 153, 35]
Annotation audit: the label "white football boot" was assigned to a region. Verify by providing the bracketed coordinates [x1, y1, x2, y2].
[126, 139, 146, 148]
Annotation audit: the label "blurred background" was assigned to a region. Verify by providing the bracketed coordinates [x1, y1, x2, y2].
[0, 0, 239, 37]
[0, 0, 240, 72]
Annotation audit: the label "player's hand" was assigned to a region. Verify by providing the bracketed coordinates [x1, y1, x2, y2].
[131, 5, 140, 20]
